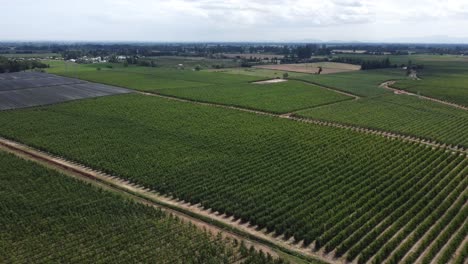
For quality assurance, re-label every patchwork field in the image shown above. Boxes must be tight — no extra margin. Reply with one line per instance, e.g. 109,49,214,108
0,93,466,264
254,62,361,75
0,151,283,264
45,62,353,113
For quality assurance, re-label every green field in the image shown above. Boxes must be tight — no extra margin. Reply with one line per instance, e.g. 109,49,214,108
394,58,468,106
206,67,405,98
46,61,352,113
156,80,352,113
149,56,241,69
0,94,466,264
333,54,468,105
0,151,284,264
297,94,468,147
293,69,405,97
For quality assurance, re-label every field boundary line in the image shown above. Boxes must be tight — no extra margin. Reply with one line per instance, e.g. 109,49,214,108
380,81,468,111
0,136,329,264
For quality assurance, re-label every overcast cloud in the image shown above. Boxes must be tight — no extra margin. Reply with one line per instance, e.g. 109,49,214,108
1,0,468,42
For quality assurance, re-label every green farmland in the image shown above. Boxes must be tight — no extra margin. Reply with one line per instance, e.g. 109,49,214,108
332,54,468,105
297,94,468,147
46,62,353,113
394,57,468,106
0,151,283,264
2,53,467,264
0,93,466,264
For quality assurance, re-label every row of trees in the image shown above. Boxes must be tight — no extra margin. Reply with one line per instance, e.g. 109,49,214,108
0,56,49,73
331,56,396,70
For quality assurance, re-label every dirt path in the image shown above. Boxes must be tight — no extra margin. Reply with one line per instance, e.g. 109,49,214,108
0,137,328,264
379,81,468,111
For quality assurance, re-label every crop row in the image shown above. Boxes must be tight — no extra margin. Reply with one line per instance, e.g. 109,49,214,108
0,151,284,264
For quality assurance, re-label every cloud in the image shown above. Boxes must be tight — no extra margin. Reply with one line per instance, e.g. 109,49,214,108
0,0,468,42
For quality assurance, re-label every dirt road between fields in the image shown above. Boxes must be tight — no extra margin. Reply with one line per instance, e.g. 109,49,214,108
0,137,329,264
379,81,468,111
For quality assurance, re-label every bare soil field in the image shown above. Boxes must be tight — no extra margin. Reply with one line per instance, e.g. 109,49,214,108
254,62,361,74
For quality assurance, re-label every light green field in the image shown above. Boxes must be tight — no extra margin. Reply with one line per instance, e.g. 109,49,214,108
157,80,353,113
293,69,406,97
149,56,240,69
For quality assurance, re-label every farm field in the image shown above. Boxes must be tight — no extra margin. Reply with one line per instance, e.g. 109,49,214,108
45,62,352,113
293,68,405,97
333,54,468,105
156,80,352,113
296,94,468,147
254,62,361,74
0,93,466,264
206,67,309,78
393,59,468,106
0,151,284,264
149,56,241,69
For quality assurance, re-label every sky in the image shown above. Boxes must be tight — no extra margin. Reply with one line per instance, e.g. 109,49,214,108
2,0,468,43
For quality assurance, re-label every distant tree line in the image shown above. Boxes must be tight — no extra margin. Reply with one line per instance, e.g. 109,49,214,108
0,56,49,73
360,58,393,70
2,42,468,59
294,44,331,59
122,56,157,67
